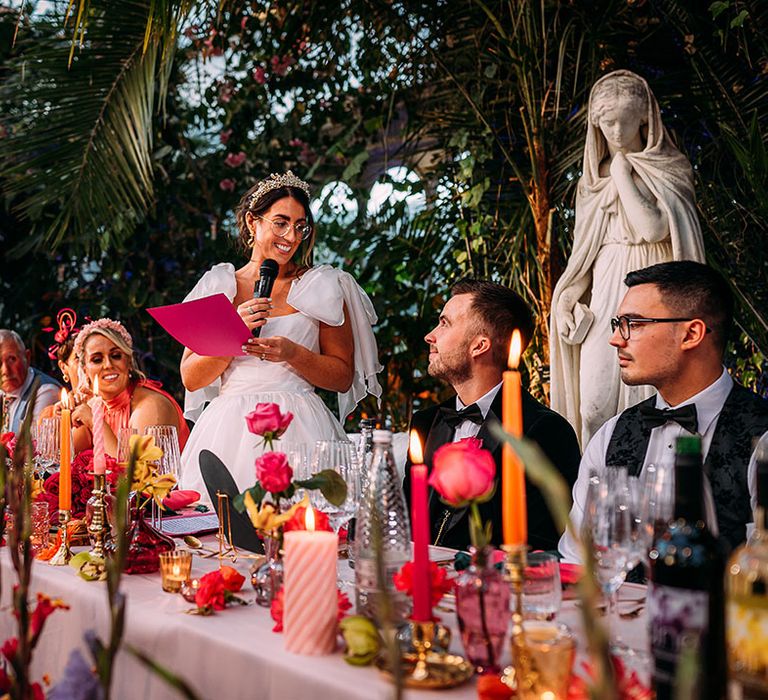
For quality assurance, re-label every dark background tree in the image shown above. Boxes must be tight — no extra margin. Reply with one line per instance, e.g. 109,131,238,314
1,0,766,430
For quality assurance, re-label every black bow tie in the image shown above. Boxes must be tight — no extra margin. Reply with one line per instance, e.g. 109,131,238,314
639,403,699,434
438,403,485,429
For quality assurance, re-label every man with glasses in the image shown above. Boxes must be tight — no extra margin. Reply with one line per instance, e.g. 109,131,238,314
559,261,768,561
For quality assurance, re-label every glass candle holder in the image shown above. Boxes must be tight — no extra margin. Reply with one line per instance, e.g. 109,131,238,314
159,551,192,593
512,621,575,700
180,577,201,603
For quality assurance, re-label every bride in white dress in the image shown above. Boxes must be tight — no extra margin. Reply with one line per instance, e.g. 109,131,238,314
178,172,382,498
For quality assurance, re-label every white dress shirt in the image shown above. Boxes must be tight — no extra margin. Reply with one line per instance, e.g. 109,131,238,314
559,367,733,563
453,382,502,443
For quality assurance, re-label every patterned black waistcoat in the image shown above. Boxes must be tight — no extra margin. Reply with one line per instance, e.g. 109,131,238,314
605,383,768,551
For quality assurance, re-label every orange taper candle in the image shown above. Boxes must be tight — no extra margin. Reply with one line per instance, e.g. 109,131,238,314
59,389,72,510
502,330,527,545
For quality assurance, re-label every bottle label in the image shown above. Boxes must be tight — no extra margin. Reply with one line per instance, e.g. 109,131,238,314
727,594,768,678
648,583,709,689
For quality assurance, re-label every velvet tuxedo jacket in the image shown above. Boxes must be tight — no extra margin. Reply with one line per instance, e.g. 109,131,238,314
403,390,581,551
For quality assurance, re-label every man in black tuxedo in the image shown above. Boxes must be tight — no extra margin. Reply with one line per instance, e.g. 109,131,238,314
404,279,581,551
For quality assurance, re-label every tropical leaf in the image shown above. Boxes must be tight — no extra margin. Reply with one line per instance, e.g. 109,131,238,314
0,1,187,254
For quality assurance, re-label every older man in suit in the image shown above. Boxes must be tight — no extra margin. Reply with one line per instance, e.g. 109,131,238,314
404,280,581,551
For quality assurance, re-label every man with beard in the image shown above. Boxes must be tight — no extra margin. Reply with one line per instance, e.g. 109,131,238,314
403,280,581,551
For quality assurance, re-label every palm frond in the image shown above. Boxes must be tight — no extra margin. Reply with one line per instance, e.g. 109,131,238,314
0,2,187,253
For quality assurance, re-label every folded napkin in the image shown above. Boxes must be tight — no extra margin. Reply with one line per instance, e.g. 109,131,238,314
162,490,200,511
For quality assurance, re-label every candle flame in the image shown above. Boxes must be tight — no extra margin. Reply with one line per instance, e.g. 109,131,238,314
60,388,69,408
409,430,424,464
93,376,99,394
305,505,316,531
508,330,522,370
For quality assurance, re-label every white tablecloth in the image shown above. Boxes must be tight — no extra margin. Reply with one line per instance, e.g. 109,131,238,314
0,546,649,699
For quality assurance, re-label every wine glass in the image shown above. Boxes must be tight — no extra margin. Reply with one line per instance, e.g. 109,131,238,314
586,467,633,652
277,441,312,505
309,440,360,533
36,417,60,472
143,425,181,526
143,425,181,480
117,427,139,465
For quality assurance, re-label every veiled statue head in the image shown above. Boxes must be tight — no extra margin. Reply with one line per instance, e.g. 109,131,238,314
589,71,650,153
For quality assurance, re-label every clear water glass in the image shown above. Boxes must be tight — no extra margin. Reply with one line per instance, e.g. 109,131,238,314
117,427,139,465
277,441,312,504
522,551,562,621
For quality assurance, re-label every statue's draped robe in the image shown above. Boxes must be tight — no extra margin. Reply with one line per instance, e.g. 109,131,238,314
550,70,705,447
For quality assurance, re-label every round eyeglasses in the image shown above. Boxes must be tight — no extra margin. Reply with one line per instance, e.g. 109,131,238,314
257,215,312,241
610,315,710,341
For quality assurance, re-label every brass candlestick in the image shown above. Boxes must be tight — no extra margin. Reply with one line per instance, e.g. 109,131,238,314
376,619,473,689
49,509,72,566
87,473,110,558
501,543,528,690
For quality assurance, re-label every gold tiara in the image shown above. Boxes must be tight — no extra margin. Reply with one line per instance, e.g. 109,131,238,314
248,170,311,207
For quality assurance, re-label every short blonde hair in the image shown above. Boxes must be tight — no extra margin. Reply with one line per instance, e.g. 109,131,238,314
76,320,145,382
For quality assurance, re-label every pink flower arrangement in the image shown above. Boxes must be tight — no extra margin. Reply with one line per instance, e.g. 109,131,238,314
219,178,236,192
224,151,247,168
246,402,293,446
429,437,496,507
255,451,293,494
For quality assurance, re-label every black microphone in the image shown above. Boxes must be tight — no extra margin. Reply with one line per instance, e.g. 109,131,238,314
252,258,279,338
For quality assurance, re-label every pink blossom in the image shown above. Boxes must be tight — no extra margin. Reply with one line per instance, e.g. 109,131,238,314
252,67,267,85
224,151,247,168
219,128,233,145
219,178,236,192
288,138,305,148
218,81,234,104
240,16,249,30
429,437,496,507
255,451,293,494
245,402,293,438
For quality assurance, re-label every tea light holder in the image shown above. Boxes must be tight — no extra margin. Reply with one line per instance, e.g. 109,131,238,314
159,551,192,593
180,577,201,603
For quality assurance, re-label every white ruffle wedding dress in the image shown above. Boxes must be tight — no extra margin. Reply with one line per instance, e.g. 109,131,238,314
178,263,382,499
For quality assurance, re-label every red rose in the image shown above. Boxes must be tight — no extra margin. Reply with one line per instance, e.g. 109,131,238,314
429,437,496,507
0,432,15,457
283,506,332,533
219,565,245,592
1,637,17,663
393,561,454,608
245,403,293,439
255,451,293,494
270,586,350,634
195,571,227,612
224,151,247,168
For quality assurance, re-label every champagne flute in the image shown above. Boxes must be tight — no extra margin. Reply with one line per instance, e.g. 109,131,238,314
143,425,181,526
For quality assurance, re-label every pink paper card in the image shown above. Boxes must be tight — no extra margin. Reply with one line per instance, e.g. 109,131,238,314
147,294,250,357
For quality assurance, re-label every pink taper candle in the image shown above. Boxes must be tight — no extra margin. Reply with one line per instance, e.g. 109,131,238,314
409,431,432,622
283,507,338,655
90,377,106,475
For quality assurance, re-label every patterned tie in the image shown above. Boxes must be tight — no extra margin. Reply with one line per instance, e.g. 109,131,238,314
638,403,698,434
437,403,484,429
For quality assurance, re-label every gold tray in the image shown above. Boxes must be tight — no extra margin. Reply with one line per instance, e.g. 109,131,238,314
375,651,474,689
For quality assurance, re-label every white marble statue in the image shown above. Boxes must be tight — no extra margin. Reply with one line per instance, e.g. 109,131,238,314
550,70,705,447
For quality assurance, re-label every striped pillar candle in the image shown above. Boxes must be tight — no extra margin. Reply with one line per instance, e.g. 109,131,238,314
283,510,338,655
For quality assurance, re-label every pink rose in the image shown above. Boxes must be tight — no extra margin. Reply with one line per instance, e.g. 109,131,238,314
224,151,246,168
245,402,293,438
219,178,236,192
255,451,293,494
429,437,496,507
